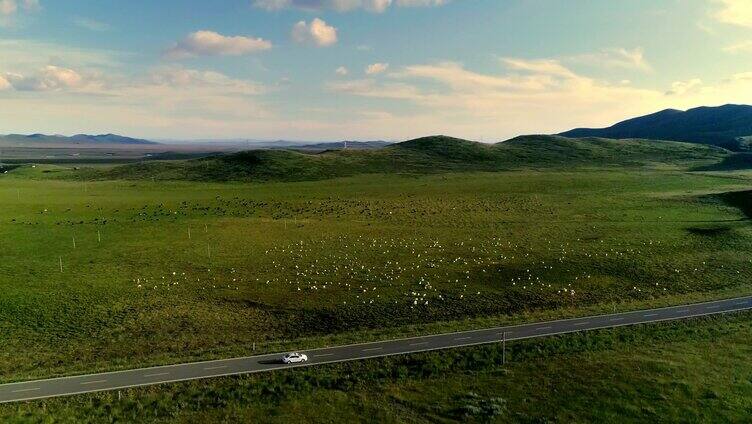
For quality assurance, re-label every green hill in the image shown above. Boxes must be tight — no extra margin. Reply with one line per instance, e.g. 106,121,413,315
69,135,730,182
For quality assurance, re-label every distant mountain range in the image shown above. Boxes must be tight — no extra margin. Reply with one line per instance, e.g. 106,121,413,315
559,104,752,151
292,141,392,151
157,139,393,150
0,133,157,146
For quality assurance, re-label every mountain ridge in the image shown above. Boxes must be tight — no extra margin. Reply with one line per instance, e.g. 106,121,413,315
0,133,158,145
559,104,752,151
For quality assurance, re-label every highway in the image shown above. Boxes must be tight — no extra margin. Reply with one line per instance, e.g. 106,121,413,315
1,295,751,403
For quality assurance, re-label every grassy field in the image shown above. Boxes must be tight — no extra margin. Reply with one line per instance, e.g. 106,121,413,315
2,160,752,381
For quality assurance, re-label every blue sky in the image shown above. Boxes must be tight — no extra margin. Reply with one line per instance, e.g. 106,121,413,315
2,0,752,141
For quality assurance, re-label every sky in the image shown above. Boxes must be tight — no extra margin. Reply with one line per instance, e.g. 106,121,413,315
2,0,752,141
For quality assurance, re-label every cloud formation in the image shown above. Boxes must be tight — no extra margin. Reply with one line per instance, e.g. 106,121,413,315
723,40,752,54
254,0,446,13
0,0,38,16
73,17,110,32
330,59,668,137
4,65,85,91
291,18,337,47
712,0,752,27
365,62,389,74
165,30,272,59
568,48,652,72
148,67,265,96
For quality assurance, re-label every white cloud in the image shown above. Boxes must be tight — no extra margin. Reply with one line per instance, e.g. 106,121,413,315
395,0,447,6
0,0,17,15
73,17,110,31
291,18,338,47
148,67,265,96
712,0,752,27
253,0,446,13
665,78,703,96
5,65,85,91
365,62,389,74
165,30,272,59
0,39,122,72
568,48,652,72
0,0,38,15
336,66,349,75
330,59,669,137
723,40,752,53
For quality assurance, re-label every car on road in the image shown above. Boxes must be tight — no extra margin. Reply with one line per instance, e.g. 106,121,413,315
282,352,308,364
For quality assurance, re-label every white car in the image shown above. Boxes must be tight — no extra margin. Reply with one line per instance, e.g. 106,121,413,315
282,352,308,364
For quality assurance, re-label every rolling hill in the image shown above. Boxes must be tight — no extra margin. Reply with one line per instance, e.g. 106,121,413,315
559,104,752,151
69,135,730,182
0,133,158,146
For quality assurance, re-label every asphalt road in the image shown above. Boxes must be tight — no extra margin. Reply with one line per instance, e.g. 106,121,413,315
2,295,751,403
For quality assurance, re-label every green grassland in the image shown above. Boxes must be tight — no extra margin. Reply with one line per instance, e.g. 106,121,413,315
1,135,752,420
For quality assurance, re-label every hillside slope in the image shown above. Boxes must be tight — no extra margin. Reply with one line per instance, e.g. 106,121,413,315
560,104,752,151
69,135,730,182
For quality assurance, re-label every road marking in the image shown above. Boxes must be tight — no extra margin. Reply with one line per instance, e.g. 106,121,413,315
143,372,169,378
610,317,624,321
409,342,429,347
736,301,748,305
676,309,690,313
536,326,552,331
80,380,107,386
11,388,39,393
362,347,383,352
204,365,228,371
315,353,335,358
706,305,720,310
573,321,589,326
644,313,659,318
454,337,472,341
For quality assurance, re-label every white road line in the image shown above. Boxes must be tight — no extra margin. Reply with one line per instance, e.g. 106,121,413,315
80,380,107,386
454,337,472,341
610,317,624,321
706,305,720,309
11,388,39,393
315,353,335,357
204,365,228,371
644,313,659,317
362,347,383,352
536,326,552,331
573,321,589,326
409,342,429,347
143,372,169,378
676,309,690,313
736,301,748,305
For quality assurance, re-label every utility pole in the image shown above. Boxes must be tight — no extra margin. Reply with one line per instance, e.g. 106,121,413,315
502,331,507,365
